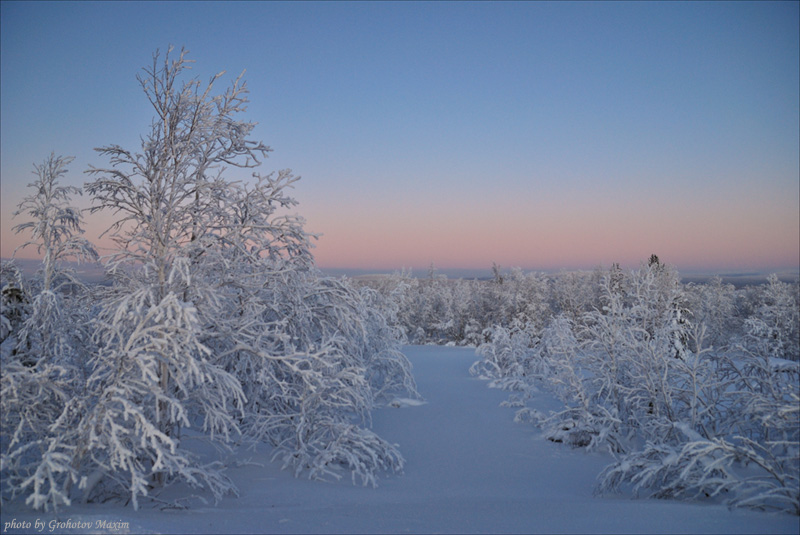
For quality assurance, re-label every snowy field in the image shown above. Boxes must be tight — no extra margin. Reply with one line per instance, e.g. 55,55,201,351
1,345,796,534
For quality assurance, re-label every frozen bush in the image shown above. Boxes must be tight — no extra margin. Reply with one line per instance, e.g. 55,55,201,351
474,260,799,514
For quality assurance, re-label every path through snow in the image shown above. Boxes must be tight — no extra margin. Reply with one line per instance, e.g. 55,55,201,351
2,346,796,534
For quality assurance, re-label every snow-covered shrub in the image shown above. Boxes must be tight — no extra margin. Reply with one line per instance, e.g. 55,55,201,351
355,284,418,402
590,270,799,514
365,265,552,347
1,356,82,512
471,261,685,451
474,260,799,513
510,262,691,454
183,174,419,487
519,314,625,452
212,264,417,487
470,317,540,386
502,267,552,331
0,262,28,344
597,333,799,514
744,275,800,362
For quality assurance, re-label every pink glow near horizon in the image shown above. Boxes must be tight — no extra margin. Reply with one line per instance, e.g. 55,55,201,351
300,191,800,272
2,184,798,274
1,3,798,276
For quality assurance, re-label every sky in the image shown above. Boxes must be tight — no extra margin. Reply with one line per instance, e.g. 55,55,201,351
1,1,798,275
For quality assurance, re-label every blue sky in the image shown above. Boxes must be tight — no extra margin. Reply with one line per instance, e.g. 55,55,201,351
1,1,798,274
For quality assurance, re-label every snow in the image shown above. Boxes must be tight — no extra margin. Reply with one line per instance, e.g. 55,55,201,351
1,345,796,534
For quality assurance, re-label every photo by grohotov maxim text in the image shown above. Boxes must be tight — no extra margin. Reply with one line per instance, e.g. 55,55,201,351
3,518,131,533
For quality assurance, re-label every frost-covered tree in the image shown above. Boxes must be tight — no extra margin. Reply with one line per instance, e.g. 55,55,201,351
551,268,603,328
4,48,416,513
78,47,263,505
10,154,98,366
12,154,98,294
684,276,738,349
73,46,417,507
1,154,97,512
511,262,692,453
503,268,552,331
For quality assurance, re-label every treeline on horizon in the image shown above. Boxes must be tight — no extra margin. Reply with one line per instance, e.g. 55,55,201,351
3,256,798,291
356,257,799,351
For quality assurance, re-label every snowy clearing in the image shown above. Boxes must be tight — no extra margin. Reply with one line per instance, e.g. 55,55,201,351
1,345,796,534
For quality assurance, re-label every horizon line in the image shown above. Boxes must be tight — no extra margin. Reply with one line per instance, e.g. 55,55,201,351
5,257,797,282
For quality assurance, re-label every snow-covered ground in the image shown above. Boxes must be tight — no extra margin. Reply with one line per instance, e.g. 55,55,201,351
2,345,796,534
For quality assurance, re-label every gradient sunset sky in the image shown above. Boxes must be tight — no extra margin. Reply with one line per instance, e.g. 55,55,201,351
1,1,798,274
